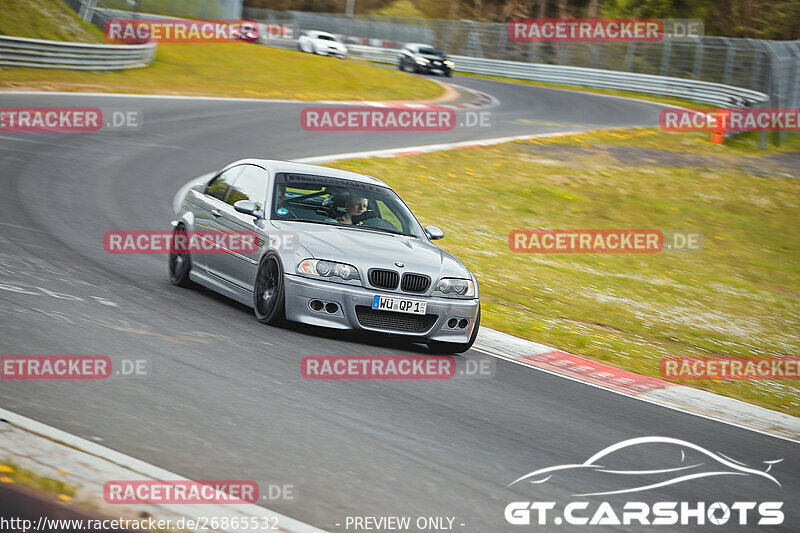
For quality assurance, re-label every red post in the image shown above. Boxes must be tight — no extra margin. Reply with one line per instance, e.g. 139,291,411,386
711,109,730,144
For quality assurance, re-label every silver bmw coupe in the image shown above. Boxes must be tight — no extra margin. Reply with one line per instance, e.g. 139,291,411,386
170,159,480,353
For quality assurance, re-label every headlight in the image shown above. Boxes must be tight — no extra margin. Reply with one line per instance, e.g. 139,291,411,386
415,56,430,64
443,59,454,67
297,259,360,282
435,278,475,298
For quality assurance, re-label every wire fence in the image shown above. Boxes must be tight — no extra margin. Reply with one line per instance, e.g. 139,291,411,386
62,1,800,145
247,9,799,145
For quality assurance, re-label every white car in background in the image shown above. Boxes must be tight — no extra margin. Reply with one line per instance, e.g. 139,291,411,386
298,31,348,58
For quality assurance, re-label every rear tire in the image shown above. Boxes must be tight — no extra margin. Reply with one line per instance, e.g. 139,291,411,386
253,254,286,325
427,306,480,354
168,225,194,288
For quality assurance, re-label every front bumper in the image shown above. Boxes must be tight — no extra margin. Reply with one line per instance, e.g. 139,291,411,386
322,47,346,57
419,63,452,75
284,274,479,343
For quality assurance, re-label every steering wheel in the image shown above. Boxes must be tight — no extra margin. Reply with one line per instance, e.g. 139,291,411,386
352,210,378,224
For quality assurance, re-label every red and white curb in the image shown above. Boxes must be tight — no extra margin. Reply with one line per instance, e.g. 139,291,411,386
318,84,498,110
473,330,800,443
293,133,800,443
475,328,666,394
0,84,496,110
293,130,585,164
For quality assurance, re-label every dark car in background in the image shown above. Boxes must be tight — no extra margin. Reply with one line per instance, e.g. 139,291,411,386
398,43,454,77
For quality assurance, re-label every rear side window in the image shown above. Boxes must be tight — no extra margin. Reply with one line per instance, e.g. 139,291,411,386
206,166,242,201
226,165,269,211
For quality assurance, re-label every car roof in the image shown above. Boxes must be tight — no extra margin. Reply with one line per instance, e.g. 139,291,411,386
405,43,435,50
232,159,390,188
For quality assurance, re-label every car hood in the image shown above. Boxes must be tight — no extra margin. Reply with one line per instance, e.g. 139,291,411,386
418,53,447,61
320,41,346,49
273,221,471,281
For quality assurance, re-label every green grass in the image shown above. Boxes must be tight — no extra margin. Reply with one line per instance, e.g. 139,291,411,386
99,0,226,19
0,460,77,502
0,0,443,101
0,0,105,43
0,43,445,101
330,128,800,416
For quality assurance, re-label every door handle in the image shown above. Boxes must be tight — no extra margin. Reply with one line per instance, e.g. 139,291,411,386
211,209,222,218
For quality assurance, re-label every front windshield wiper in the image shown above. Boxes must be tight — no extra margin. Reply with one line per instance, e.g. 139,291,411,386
283,219,338,227
285,218,417,238
341,224,416,238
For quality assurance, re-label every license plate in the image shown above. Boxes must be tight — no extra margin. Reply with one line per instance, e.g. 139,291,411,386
372,295,427,315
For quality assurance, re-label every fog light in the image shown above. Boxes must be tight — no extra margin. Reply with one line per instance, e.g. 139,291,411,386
325,302,339,314
447,318,458,328
310,300,323,311
458,319,468,329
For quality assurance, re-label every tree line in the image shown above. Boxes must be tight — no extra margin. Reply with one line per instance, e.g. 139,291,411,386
245,0,799,40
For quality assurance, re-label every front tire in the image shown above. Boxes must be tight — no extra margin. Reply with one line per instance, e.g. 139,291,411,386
168,225,194,288
427,306,480,354
253,254,286,325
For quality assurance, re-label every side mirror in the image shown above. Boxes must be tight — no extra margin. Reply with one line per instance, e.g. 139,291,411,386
234,200,260,218
424,225,444,240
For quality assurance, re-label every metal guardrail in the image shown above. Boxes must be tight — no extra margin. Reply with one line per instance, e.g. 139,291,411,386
255,10,799,140
0,35,156,70
272,39,768,107
449,56,768,107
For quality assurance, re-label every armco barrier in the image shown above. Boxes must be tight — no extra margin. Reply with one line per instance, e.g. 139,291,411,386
273,39,768,107
0,35,156,70
449,55,768,107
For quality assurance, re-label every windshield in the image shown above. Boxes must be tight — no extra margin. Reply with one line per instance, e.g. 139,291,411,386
417,47,443,56
271,173,423,238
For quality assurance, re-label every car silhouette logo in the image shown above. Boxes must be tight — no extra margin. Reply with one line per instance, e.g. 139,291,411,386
509,436,782,497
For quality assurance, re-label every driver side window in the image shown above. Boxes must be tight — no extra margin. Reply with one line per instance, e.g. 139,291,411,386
226,165,269,211
206,166,243,201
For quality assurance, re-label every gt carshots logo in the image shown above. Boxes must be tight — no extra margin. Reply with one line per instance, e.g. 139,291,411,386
504,437,784,526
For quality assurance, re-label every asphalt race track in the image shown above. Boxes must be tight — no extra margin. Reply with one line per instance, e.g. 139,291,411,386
1,75,798,532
